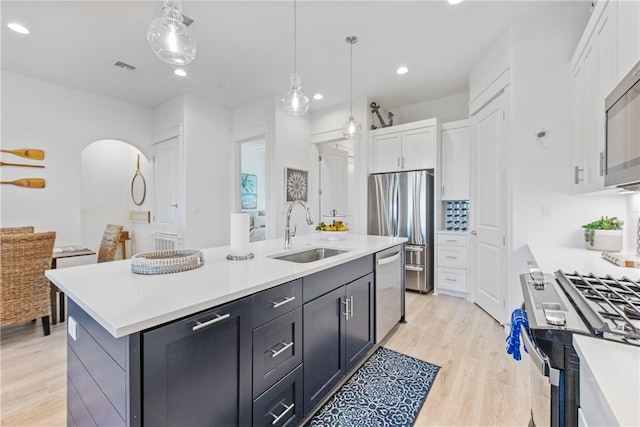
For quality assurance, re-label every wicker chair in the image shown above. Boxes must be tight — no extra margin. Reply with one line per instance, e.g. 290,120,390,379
1,231,56,335
97,224,124,263
0,226,35,234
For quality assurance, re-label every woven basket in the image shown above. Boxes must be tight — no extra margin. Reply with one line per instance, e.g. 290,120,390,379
131,249,204,275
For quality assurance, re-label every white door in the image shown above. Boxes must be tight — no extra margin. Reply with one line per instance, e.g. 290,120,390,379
153,136,183,237
470,90,509,324
319,145,349,217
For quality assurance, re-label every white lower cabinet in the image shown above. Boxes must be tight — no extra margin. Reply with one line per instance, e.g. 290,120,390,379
436,232,468,296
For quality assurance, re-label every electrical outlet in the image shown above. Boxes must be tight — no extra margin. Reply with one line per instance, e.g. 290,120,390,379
67,316,78,341
542,205,554,218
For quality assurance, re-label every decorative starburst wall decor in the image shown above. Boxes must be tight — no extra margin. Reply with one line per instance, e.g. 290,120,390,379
285,167,308,202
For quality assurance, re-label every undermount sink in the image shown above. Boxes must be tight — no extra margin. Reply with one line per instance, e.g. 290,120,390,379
269,247,349,263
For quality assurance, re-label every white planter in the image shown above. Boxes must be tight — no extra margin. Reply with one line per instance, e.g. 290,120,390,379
584,229,623,252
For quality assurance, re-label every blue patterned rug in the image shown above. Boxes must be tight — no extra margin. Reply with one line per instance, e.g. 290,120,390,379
307,346,440,427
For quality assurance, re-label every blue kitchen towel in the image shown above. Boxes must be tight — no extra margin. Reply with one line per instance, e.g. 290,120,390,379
506,308,529,361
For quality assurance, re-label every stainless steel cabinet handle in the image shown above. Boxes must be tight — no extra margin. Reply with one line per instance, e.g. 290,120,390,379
377,252,400,265
342,299,349,319
270,402,295,425
397,157,401,167
445,278,457,282
269,341,294,358
350,296,354,319
170,203,178,208
445,239,457,243
192,313,230,331
469,230,477,235
272,296,296,309
599,151,605,177
405,265,424,272
446,256,458,259
406,245,424,252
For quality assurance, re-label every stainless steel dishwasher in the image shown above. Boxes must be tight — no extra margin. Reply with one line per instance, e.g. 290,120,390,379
375,245,405,343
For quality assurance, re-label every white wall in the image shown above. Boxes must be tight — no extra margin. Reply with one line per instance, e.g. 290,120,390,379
81,140,154,259
507,5,627,311
0,71,153,247
183,95,232,249
392,92,469,124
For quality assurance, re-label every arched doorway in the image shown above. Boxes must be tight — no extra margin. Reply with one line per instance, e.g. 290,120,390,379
80,139,153,258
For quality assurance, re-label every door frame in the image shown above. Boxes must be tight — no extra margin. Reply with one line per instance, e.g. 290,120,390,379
232,125,272,239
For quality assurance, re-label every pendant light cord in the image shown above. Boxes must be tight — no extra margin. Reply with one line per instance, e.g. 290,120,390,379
293,0,297,74
349,38,353,111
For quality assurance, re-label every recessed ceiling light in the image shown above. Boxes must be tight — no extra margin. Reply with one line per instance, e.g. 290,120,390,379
8,23,29,35
448,0,464,4
313,93,324,100
220,83,233,90
174,69,187,77
396,66,409,75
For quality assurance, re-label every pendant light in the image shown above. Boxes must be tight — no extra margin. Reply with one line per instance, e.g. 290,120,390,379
281,0,309,116
341,36,361,139
147,0,197,66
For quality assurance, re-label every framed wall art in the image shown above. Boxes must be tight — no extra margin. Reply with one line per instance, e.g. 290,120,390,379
285,167,308,202
240,173,258,209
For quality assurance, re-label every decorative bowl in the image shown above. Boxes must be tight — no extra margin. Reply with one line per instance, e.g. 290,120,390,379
320,230,349,241
131,249,204,275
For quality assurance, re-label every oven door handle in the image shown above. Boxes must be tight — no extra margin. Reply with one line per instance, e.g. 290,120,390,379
520,324,560,387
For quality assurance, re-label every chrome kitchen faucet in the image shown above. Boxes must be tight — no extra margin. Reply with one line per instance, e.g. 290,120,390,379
284,201,313,249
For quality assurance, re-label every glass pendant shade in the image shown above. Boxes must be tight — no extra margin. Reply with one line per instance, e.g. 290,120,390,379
282,73,310,116
341,109,362,139
147,1,196,66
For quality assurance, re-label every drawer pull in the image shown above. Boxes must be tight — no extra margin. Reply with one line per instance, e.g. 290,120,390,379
192,313,230,331
445,239,457,243
406,265,424,272
445,256,458,259
270,402,295,425
445,278,457,282
272,296,296,309
269,341,294,358
406,245,424,252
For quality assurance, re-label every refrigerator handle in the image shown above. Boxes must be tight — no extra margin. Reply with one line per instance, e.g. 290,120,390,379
392,174,399,237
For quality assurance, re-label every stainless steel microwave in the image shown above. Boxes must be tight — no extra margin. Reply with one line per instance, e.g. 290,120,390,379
605,60,640,190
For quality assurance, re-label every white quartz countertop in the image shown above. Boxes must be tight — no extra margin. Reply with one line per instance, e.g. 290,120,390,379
528,244,639,280
573,335,640,426
46,233,406,338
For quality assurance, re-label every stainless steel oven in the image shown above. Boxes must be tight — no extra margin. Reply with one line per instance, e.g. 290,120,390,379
520,268,640,427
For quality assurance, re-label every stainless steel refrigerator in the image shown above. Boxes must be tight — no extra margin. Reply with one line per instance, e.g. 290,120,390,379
367,170,434,293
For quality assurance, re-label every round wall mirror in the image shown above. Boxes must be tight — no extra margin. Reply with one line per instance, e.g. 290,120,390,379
131,154,147,206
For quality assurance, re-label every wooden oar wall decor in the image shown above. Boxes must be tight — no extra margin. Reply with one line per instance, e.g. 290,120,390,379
1,148,46,188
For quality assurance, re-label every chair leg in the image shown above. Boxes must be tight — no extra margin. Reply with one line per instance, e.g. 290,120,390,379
42,316,51,336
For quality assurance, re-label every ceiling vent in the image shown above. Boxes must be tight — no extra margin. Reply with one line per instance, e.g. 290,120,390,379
113,61,137,72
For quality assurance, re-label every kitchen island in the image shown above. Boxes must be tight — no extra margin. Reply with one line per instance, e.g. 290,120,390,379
47,233,407,427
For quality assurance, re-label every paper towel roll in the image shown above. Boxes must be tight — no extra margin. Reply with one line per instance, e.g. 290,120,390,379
229,213,250,256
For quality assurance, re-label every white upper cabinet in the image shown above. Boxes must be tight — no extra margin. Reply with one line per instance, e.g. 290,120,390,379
570,0,624,193
370,118,437,173
440,120,470,201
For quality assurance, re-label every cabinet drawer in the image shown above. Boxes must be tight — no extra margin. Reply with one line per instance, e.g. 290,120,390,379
253,307,303,397
437,267,468,293
436,233,467,247
437,245,467,268
303,255,373,303
253,364,304,427
253,278,302,327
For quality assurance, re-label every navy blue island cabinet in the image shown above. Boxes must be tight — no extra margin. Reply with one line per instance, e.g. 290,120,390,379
65,251,397,427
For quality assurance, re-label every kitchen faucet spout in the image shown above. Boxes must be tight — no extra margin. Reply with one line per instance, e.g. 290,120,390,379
284,201,313,249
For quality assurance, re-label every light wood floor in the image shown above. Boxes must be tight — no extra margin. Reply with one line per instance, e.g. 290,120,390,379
0,292,530,426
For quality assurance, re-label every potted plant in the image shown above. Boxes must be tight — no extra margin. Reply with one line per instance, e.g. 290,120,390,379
582,216,624,252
